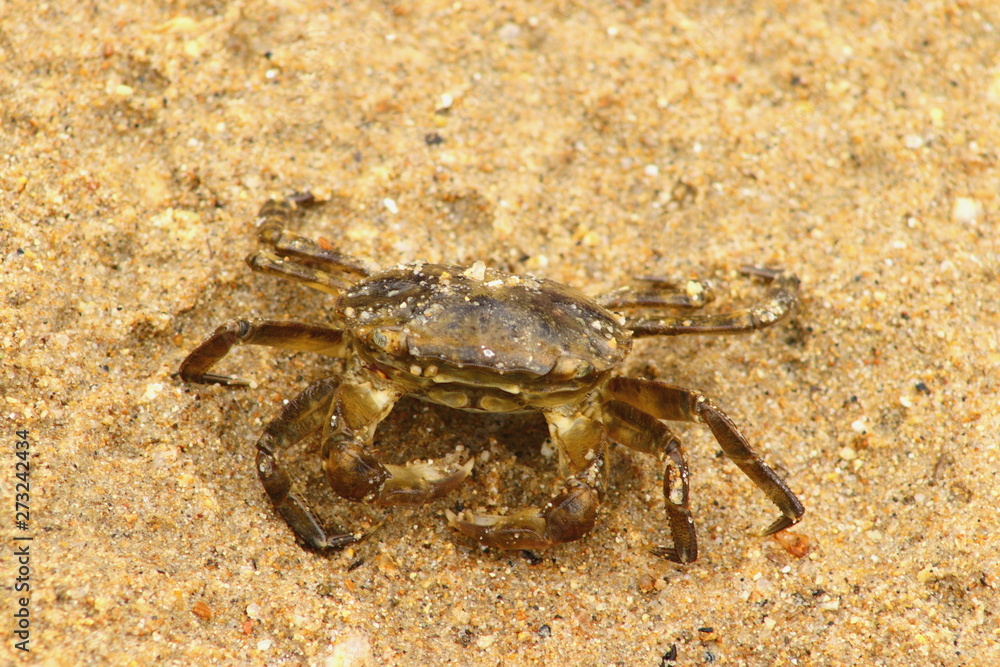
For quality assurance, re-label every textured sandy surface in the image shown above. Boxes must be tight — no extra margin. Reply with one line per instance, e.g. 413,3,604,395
2,2,999,665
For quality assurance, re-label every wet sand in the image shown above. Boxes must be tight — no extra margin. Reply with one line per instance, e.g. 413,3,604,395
2,2,998,665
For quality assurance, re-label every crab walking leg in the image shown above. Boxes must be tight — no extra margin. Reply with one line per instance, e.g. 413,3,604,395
628,267,799,337
598,278,715,310
447,410,606,550
254,378,361,549
247,249,358,296
321,381,474,507
179,318,347,385
255,196,370,277
602,400,698,563
607,377,804,536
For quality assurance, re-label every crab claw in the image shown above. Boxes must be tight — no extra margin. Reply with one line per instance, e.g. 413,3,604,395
446,509,554,550
446,478,600,551
375,459,474,507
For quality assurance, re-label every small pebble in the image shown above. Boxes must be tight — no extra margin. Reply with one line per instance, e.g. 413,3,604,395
819,597,841,611
988,66,1000,104
498,23,521,42
323,633,373,667
952,197,983,224
191,601,212,621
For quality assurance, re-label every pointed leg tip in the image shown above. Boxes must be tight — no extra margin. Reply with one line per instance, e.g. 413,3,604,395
288,191,317,206
320,523,384,550
196,372,252,387
649,545,678,562
739,264,779,279
301,531,360,551
759,514,800,537
319,535,360,550
649,545,697,564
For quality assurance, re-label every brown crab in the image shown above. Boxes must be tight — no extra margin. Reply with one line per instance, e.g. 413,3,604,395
179,195,804,563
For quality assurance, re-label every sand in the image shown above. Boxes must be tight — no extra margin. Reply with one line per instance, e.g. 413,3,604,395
2,1,998,665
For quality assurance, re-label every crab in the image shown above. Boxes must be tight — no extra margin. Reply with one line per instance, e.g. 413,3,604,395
179,195,804,563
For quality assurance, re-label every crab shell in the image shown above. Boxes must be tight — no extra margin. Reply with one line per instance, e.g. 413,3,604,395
338,262,632,413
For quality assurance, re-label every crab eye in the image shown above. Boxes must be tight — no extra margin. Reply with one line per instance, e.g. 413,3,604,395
551,355,594,380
